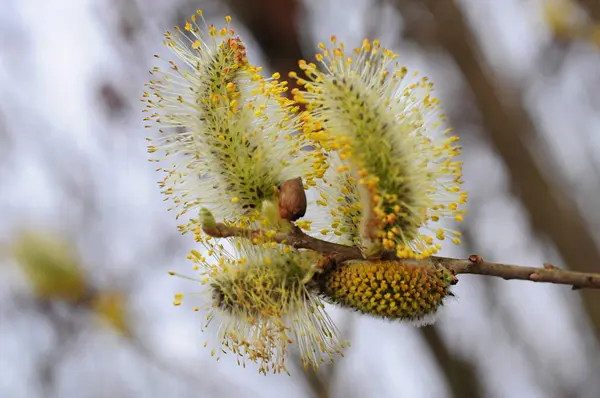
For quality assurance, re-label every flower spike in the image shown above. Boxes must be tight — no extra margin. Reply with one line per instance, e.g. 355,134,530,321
174,240,347,374
292,38,468,259
142,13,307,233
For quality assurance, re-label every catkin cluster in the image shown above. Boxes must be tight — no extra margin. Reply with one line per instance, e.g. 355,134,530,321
143,10,466,375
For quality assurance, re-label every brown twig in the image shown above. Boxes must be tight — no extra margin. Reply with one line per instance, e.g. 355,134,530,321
202,222,600,290
202,223,362,263
428,255,600,290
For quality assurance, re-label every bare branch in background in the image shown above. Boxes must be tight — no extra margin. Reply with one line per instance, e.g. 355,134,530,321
393,0,439,49
36,304,82,398
420,326,483,398
225,0,305,93
293,316,354,398
575,0,600,22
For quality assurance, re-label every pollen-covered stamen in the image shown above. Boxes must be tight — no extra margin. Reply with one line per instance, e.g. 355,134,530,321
303,152,363,246
333,176,363,245
290,38,467,259
314,260,455,324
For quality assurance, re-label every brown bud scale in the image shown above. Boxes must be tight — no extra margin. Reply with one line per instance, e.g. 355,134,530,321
278,177,307,222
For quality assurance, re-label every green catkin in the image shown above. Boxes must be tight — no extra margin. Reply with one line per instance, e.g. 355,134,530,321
143,14,308,232
195,241,346,375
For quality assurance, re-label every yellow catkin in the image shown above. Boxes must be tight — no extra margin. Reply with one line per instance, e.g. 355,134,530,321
315,261,454,322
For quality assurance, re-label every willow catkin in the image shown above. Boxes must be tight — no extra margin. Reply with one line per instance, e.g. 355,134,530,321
142,12,309,232
291,37,467,259
314,260,454,323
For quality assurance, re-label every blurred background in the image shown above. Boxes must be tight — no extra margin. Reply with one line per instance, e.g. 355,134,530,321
1,0,600,397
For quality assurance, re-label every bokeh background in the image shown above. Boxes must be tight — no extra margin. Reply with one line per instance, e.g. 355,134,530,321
2,0,600,397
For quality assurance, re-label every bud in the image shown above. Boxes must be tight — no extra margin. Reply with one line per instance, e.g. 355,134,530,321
278,177,307,222
314,260,454,324
199,207,217,229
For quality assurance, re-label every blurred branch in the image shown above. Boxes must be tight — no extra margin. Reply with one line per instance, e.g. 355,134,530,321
575,0,600,22
202,222,600,289
293,316,354,398
394,0,439,48
420,326,483,398
300,368,331,398
225,0,305,91
365,0,388,40
37,303,82,398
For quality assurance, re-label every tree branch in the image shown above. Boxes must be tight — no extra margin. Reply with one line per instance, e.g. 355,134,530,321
420,325,484,398
429,255,600,290
575,0,600,22
202,223,362,263
202,223,600,290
